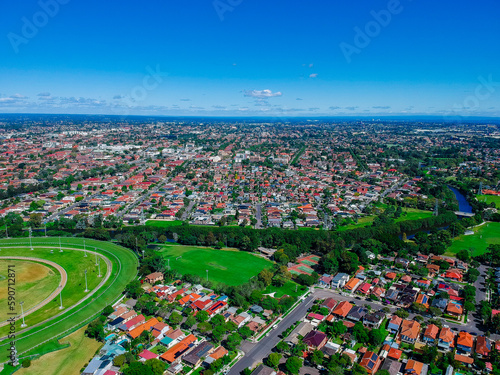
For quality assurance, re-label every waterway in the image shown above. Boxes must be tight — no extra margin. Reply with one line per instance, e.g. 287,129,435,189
447,185,473,213
402,186,472,240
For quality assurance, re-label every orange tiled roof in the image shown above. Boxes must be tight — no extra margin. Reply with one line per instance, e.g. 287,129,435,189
400,320,421,339
457,331,473,347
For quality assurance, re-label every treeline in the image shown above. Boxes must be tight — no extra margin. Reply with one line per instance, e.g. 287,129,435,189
117,211,457,255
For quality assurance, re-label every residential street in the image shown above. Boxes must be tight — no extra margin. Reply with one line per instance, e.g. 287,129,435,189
255,203,263,229
229,276,498,375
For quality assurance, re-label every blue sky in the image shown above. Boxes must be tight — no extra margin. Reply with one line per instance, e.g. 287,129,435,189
1,0,499,117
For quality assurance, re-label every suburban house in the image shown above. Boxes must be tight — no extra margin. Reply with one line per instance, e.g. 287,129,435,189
359,351,381,375
400,320,421,344
321,298,338,312
331,273,350,289
144,272,164,284
446,301,463,318
405,359,426,375
346,306,368,322
302,330,328,350
387,315,402,334
475,336,491,358
456,331,474,354
332,301,353,318
160,334,197,363
422,324,439,344
286,321,314,346
250,365,277,375
344,277,361,293
182,341,214,367
363,311,385,329
437,327,455,351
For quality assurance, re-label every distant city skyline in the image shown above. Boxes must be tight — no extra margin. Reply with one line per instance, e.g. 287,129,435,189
1,0,499,117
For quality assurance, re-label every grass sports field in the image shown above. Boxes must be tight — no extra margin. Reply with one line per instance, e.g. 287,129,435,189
337,208,433,231
477,194,500,208
446,222,500,256
264,280,307,298
0,237,137,363
16,326,102,375
145,220,183,228
0,260,60,320
157,244,272,285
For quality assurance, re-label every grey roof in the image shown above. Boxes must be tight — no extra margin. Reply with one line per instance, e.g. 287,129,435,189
380,358,403,375
250,305,264,313
83,358,102,374
287,321,313,345
183,341,214,365
251,364,277,375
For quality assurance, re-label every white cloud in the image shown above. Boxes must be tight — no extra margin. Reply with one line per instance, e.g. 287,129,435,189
10,93,28,99
243,89,282,99
309,73,318,78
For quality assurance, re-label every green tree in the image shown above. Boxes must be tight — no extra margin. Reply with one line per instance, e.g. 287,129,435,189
310,350,324,366
183,314,196,329
225,332,242,351
29,213,43,228
123,362,154,375
169,311,183,326
266,353,282,369
369,328,386,346
196,310,209,322
198,322,213,334
125,280,144,299
285,356,303,375
238,326,253,339
276,340,290,353
352,322,369,344
212,325,226,342
145,358,166,375
420,345,438,363
113,354,126,367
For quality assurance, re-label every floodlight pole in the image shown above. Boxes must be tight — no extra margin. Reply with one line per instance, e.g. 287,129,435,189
84,239,87,257
98,257,102,278
59,236,62,252
168,258,170,270
44,224,47,237
29,228,33,250
84,269,89,292
59,287,64,309
206,269,208,282
95,250,98,266
20,301,27,328
5,225,8,239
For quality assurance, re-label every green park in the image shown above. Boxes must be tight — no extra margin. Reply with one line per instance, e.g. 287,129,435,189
446,221,500,256
156,243,273,285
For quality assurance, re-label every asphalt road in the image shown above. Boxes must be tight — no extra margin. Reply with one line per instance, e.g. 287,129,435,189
255,203,263,229
181,200,196,221
229,294,316,375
